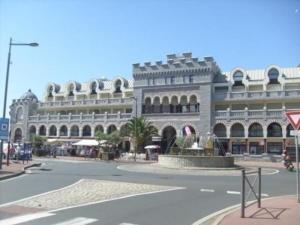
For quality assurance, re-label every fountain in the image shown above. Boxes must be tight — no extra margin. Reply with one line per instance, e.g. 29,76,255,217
158,132,234,168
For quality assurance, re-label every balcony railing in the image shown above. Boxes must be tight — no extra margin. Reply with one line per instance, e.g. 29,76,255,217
215,108,288,121
142,104,200,114
39,97,134,108
28,112,133,123
214,90,300,101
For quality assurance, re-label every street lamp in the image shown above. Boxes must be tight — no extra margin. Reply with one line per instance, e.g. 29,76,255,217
130,96,138,161
0,38,39,169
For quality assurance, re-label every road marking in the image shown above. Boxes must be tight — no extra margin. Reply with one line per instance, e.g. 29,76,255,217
0,212,55,225
119,223,139,225
261,193,269,197
226,191,241,195
49,186,186,213
53,217,98,225
200,188,215,192
0,179,84,208
226,190,269,197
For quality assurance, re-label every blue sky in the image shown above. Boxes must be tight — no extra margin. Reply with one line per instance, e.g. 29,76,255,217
0,0,299,116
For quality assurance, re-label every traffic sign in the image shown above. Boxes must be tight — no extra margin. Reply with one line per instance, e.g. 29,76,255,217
286,111,300,130
0,118,9,140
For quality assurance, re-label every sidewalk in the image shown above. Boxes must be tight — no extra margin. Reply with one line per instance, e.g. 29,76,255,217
198,196,300,225
0,160,41,180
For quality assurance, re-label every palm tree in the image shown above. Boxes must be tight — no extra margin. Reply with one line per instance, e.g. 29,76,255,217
127,116,158,160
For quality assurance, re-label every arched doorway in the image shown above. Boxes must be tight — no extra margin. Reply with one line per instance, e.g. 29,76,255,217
213,123,228,154
95,125,104,135
14,128,22,142
161,126,176,154
230,123,246,154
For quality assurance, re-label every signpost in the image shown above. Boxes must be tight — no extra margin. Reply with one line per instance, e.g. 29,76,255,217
286,111,300,203
0,118,9,169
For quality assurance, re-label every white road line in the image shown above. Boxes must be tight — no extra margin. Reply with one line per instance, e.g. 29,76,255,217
0,179,84,208
226,190,269,197
200,188,215,192
53,217,98,225
0,212,55,225
49,186,186,213
226,191,241,195
261,193,269,197
119,223,139,225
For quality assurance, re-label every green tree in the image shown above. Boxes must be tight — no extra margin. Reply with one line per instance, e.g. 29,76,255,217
31,135,46,149
95,130,122,153
127,116,158,160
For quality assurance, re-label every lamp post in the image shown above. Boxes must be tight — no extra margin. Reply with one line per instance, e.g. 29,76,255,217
130,96,138,161
0,38,39,169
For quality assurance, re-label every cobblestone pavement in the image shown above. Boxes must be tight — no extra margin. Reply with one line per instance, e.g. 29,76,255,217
1,179,183,212
117,163,279,176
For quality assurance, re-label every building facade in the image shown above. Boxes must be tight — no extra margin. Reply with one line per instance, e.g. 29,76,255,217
9,53,300,155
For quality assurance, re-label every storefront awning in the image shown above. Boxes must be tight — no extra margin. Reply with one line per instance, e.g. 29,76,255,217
72,139,106,146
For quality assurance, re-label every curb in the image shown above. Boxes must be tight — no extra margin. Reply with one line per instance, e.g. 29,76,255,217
192,195,295,225
0,162,42,181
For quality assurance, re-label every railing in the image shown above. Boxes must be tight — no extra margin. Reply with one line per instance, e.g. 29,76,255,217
241,168,262,218
28,113,133,123
142,104,200,114
215,109,286,121
39,97,134,108
214,89,300,101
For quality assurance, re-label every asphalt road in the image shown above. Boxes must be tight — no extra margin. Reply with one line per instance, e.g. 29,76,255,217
0,159,296,225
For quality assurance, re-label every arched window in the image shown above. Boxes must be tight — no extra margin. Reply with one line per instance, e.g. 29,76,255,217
14,128,22,142
120,124,130,137
48,86,53,98
107,124,117,134
153,97,160,113
180,96,188,113
16,107,24,121
144,97,152,113
267,123,282,137
190,95,199,112
95,125,104,135
91,81,97,95
162,96,170,113
286,124,294,137
233,71,244,86
115,80,122,93
231,123,245,137
214,124,227,137
49,125,57,136
70,125,79,136
29,126,36,136
171,96,179,113
82,125,91,136
68,83,74,96
39,125,46,136
268,68,279,84
60,125,68,136
248,123,263,137
182,125,196,136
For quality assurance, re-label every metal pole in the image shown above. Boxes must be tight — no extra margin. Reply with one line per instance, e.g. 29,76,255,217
296,134,299,203
258,167,261,208
134,97,137,162
0,38,12,170
241,169,245,218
